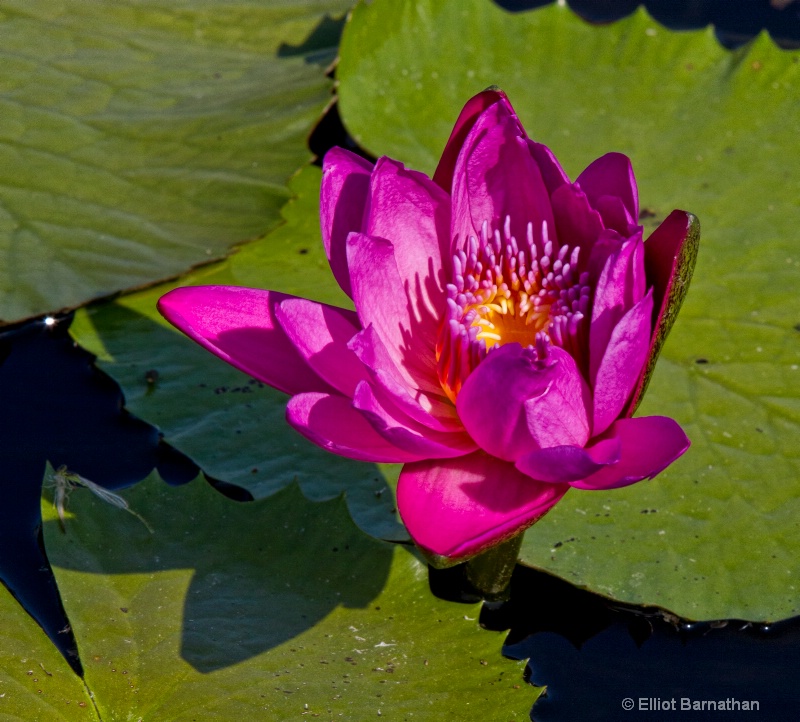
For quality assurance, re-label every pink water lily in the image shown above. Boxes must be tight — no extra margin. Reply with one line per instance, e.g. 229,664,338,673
158,89,697,562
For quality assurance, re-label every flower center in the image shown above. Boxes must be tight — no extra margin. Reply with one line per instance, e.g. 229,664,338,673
436,216,590,402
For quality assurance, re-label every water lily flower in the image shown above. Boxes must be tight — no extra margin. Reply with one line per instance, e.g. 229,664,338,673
158,89,697,563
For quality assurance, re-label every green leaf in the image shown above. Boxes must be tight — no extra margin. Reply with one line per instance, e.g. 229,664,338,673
0,0,351,324
69,166,407,542
43,473,535,719
0,583,96,719
337,0,800,620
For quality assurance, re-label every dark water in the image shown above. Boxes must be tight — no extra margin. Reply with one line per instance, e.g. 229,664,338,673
431,562,800,719
0,315,198,673
493,0,800,49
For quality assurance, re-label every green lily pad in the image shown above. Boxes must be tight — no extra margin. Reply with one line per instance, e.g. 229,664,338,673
0,0,351,324
0,582,96,718
70,166,407,542
336,0,800,620
42,472,533,719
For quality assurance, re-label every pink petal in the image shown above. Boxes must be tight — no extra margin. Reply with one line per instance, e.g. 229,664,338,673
346,233,441,394
576,152,639,223
348,325,462,432
585,228,623,287
515,437,621,483
397,451,569,560
593,194,638,236
286,392,420,464
592,290,654,436
589,233,646,385
452,102,555,252
624,210,700,416
549,183,605,261
527,140,570,196
522,352,593,449
353,382,477,458
157,286,331,396
432,88,511,193
570,416,690,490
457,344,592,462
644,210,697,330
275,298,366,397
364,157,450,321
320,147,374,298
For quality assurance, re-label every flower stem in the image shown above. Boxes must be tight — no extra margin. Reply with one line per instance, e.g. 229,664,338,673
463,533,523,601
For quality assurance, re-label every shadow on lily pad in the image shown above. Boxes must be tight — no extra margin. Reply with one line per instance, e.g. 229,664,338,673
9,304,396,675
0,314,198,674
277,13,346,64
77,301,408,544
44,477,394,674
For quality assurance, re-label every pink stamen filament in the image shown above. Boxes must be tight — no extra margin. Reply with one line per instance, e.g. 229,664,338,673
436,216,590,402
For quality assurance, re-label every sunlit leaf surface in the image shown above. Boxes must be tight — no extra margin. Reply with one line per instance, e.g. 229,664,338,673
0,582,95,719
42,474,533,720
337,0,800,619
0,0,350,323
